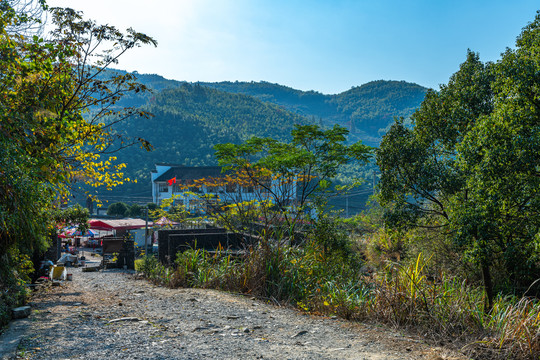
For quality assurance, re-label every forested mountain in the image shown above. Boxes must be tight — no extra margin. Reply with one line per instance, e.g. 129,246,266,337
200,80,428,143
88,72,428,205
118,72,428,145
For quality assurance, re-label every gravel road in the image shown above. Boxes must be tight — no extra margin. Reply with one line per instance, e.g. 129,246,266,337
3,258,466,360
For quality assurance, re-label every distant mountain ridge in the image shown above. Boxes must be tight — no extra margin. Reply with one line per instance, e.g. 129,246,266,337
123,72,428,145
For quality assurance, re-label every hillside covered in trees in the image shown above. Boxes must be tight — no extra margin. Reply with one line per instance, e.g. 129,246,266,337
201,79,427,142
90,76,427,202
118,72,428,145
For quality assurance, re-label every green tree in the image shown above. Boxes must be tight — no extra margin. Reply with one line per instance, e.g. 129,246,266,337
377,12,540,310
214,124,372,237
455,13,540,298
107,202,128,217
146,203,158,212
51,205,90,233
127,203,143,218
0,1,156,325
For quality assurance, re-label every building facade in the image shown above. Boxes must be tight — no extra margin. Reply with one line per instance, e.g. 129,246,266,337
151,164,297,214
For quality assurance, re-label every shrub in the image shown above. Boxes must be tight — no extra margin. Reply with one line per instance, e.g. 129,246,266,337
0,249,33,328
134,258,145,272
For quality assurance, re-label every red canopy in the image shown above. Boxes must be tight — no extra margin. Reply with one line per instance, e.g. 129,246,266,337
88,218,151,230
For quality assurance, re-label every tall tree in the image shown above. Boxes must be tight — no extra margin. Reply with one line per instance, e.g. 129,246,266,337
377,12,540,310
0,3,156,257
214,124,372,237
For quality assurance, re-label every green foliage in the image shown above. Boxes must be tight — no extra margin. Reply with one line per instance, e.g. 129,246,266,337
309,212,355,259
50,205,89,234
134,258,145,272
0,3,155,254
105,202,145,219
126,203,143,218
114,76,427,143
213,124,372,235
148,195,188,225
377,12,540,308
199,80,427,143
95,77,425,202
0,248,33,328
136,255,171,284
106,202,128,217
0,1,155,325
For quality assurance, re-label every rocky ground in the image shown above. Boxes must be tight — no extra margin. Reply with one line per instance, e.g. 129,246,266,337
1,257,467,360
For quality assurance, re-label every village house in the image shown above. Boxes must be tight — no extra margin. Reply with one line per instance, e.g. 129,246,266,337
150,164,297,214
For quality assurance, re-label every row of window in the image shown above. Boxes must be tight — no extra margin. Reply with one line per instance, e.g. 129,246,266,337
158,183,262,194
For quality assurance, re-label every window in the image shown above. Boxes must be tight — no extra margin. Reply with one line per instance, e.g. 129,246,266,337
173,183,182,193
226,183,237,193
259,178,271,194
159,183,168,192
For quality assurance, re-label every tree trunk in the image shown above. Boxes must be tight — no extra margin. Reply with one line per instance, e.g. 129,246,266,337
482,263,494,313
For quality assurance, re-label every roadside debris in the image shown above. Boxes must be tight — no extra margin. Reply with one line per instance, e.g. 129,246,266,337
107,317,141,324
11,306,31,319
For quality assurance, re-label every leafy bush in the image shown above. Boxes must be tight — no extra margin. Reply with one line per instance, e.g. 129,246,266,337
134,258,145,272
0,249,33,328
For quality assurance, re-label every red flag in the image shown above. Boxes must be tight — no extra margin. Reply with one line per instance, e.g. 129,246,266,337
168,177,177,186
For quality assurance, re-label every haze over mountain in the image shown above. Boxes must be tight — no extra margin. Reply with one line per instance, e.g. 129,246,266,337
91,71,428,206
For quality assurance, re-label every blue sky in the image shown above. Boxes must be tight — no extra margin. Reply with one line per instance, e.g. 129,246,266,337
47,0,539,94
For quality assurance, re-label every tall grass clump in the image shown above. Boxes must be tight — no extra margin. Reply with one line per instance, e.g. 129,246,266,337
135,255,174,285
481,296,540,358
363,253,540,359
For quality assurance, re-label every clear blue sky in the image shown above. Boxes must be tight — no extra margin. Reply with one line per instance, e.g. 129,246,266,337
47,0,539,94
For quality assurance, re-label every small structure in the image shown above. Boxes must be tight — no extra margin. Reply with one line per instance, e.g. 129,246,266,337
89,218,150,237
89,218,152,250
151,164,223,208
157,227,256,264
101,237,135,270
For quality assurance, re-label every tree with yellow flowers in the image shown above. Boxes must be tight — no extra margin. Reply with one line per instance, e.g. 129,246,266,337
0,1,156,310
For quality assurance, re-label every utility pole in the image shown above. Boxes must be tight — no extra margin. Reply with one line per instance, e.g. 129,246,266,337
144,207,149,256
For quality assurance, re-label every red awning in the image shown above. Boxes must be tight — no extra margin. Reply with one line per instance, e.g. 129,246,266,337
88,219,114,230
88,218,151,230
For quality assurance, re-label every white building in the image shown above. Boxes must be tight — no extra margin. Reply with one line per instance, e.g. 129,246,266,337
150,164,297,214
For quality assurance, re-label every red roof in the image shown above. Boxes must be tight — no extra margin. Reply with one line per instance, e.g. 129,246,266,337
88,218,152,230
